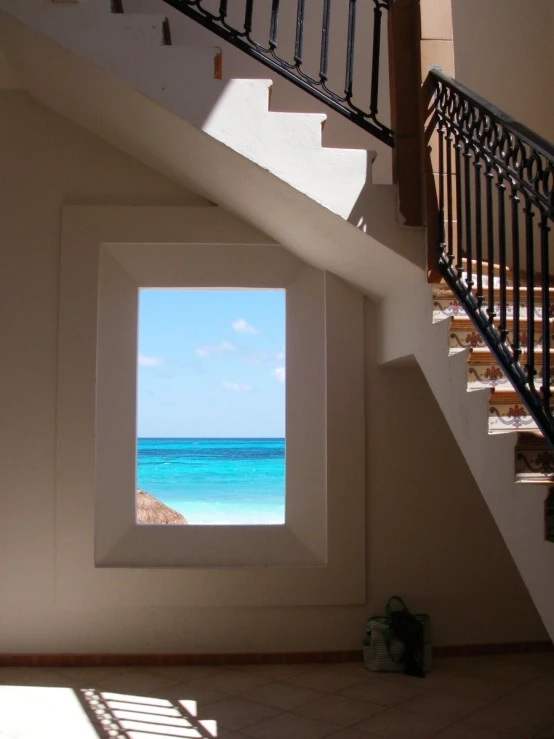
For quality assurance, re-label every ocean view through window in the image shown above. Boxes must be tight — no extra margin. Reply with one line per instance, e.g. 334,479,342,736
136,288,286,525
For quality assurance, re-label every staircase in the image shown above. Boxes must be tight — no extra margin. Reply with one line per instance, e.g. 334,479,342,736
0,0,424,299
433,269,554,479
1,0,553,638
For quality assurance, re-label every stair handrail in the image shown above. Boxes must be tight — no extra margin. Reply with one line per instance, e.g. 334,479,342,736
430,69,554,444
125,0,394,147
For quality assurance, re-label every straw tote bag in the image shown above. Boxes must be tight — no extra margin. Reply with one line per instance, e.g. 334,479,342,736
363,596,432,674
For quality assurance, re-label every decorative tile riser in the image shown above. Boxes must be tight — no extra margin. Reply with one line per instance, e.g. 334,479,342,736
433,285,554,300
467,364,554,391
489,402,539,432
450,328,546,351
487,389,554,431
433,297,551,321
467,362,510,389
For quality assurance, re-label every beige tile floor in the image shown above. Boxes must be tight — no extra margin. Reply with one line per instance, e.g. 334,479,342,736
0,653,553,738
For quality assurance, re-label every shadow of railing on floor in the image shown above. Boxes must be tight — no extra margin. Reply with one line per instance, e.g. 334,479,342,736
78,687,218,738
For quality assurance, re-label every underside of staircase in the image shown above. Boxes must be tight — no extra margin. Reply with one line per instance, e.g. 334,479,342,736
1,0,553,640
0,0,424,300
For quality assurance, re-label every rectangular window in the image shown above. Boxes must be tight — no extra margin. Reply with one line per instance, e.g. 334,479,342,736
136,288,286,526
64,234,357,573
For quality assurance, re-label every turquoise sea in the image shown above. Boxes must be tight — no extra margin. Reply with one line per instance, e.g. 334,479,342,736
137,438,285,525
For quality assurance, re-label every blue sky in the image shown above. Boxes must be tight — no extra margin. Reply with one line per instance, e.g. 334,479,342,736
137,289,285,438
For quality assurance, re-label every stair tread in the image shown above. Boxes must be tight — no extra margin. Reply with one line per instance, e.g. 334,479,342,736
450,315,551,326
515,477,554,484
490,387,554,400
469,346,554,357
456,259,554,287
461,258,509,275
434,285,554,298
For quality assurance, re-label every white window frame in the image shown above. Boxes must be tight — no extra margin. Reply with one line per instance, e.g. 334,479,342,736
56,206,365,607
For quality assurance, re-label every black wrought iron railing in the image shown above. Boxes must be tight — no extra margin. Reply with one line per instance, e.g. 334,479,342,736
114,0,393,147
431,69,554,444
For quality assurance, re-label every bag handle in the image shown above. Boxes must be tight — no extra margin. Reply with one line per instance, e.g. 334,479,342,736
385,595,409,617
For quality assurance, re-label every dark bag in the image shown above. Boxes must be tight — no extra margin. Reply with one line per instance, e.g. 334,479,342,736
389,608,425,677
363,596,432,676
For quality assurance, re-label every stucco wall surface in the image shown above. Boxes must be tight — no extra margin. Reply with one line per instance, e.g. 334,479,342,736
452,0,554,141
0,91,547,653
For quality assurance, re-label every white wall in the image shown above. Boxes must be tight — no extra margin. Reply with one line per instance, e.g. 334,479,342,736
365,343,547,646
0,91,547,653
123,0,394,184
452,0,554,140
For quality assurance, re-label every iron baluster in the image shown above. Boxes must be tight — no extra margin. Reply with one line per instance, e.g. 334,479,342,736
511,186,522,361
474,157,484,311
540,214,551,411
369,1,383,120
294,0,305,67
244,0,254,34
437,113,446,257
269,0,280,50
218,0,227,20
454,139,464,278
464,146,474,291
320,0,331,83
446,125,454,264
497,175,508,343
486,165,495,324
524,199,539,400
345,0,357,100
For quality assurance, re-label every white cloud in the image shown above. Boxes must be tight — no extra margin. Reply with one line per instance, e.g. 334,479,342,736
220,380,252,392
232,318,260,335
272,366,286,383
276,351,285,361
138,354,164,367
195,340,236,357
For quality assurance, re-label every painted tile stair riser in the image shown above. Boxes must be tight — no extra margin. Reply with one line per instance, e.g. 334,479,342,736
432,276,554,486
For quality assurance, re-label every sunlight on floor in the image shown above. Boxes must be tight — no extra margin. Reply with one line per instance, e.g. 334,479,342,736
0,685,220,739
82,688,218,738
0,686,99,739
0,656,553,738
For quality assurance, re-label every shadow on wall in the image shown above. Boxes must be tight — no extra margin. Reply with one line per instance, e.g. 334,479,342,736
122,0,394,184
365,299,548,644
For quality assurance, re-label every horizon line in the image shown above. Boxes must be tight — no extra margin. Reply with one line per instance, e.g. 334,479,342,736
137,436,285,439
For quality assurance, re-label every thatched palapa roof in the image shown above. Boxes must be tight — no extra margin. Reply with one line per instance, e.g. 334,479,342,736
136,489,188,525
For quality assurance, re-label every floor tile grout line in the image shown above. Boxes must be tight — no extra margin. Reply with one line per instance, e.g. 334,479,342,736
2,657,553,739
